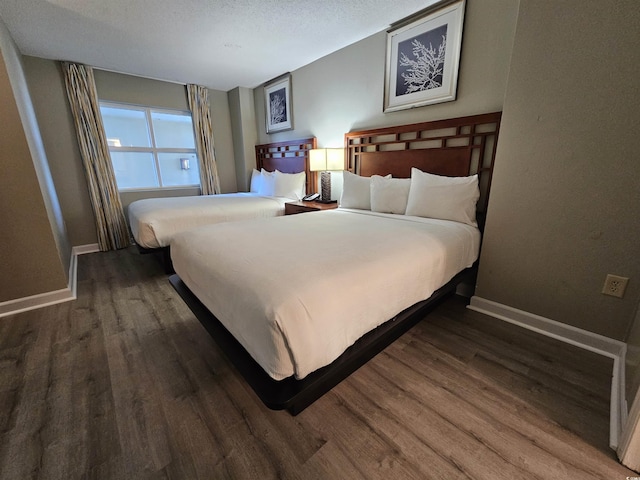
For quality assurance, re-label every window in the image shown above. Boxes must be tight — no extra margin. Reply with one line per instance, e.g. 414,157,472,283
100,103,200,190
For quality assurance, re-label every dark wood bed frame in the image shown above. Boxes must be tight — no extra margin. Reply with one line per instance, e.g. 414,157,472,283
137,137,317,273
170,112,501,414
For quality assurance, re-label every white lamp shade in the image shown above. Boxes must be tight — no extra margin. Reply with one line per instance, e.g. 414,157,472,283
309,149,326,172
309,148,344,171
326,148,344,171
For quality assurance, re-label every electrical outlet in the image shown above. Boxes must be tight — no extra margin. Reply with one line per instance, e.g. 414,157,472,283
602,274,629,298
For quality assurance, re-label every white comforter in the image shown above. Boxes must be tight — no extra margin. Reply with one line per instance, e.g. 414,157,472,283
171,209,481,380
128,193,287,248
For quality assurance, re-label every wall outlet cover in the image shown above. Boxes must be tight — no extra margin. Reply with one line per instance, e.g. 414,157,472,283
602,274,629,299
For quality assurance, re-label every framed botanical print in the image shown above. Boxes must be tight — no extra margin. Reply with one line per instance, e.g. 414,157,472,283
264,73,293,133
384,0,466,113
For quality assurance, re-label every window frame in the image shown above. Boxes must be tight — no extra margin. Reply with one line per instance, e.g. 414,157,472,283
100,101,200,192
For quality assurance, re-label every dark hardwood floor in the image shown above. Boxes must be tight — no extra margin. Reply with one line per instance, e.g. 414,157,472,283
0,247,634,479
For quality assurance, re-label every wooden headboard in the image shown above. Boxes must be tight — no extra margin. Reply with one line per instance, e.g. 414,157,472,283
255,137,318,194
344,112,501,217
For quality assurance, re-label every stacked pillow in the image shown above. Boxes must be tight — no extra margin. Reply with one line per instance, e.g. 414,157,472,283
340,171,391,210
370,176,411,215
250,168,306,200
339,168,479,226
405,168,479,226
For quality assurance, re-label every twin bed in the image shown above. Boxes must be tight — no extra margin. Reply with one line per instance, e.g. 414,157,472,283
164,112,501,414
129,193,290,249
128,137,317,268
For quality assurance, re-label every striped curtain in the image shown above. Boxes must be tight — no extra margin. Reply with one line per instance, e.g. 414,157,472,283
187,84,221,195
62,62,130,251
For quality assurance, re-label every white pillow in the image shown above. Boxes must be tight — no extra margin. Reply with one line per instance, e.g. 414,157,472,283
258,169,276,196
250,168,261,193
370,176,411,215
274,170,306,200
405,167,479,226
340,171,391,210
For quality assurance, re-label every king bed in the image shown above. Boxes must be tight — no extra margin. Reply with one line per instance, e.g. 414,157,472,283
128,137,317,268
169,112,501,414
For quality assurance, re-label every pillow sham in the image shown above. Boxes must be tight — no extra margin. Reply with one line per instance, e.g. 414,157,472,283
340,171,390,210
250,168,261,193
370,176,411,215
274,170,306,200
258,168,276,196
405,167,479,226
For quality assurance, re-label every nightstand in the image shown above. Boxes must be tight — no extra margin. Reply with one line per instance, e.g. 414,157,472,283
284,200,339,215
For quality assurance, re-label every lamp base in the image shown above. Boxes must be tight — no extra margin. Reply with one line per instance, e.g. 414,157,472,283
320,171,332,203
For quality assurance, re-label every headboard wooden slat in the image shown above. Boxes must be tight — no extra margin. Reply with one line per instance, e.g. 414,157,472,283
255,137,318,194
358,148,472,178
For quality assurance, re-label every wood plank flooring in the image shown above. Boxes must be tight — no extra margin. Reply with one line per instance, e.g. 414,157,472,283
0,247,635,479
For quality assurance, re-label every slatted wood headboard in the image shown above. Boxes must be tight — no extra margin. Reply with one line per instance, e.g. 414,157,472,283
344,112,501,217
255,137,318,194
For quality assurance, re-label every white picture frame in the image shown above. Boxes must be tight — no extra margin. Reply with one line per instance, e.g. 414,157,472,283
384,0,466,113
264,73,293,133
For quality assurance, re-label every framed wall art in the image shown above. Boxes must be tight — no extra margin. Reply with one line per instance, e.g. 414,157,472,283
384,0,466,113
264,73,293,133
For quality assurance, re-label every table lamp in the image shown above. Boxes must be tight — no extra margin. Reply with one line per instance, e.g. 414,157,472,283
309,148,344,203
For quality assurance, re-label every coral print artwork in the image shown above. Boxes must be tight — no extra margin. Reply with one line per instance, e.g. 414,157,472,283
264,74,293,133
396,24,447,96
384,0,465,112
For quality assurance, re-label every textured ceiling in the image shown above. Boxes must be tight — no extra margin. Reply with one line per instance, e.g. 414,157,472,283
0,0,438,91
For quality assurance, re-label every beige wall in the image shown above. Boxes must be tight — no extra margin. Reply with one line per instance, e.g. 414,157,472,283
22,56,97,246
475,0,640,341
208,88,237,193
229,87,258,192
0,22,68,302
254,0,519,147
94,69,190,110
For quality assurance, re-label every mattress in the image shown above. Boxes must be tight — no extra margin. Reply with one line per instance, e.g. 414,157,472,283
171,208,481,380
128,193,287,248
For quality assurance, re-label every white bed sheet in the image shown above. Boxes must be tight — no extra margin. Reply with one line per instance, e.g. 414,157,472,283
171,208,481,380
128,193,287,248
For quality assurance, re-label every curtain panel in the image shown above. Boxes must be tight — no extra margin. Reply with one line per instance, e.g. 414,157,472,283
187,84,221,195
62,62,130,251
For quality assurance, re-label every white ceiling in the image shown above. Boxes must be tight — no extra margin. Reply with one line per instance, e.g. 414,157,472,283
0,0,437,91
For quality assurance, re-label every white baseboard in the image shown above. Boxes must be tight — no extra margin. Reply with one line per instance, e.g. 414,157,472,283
468,296,626,450
618,373,640,467
72,243,100,256
0,243,99,318
0,287,75,318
